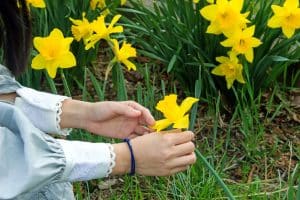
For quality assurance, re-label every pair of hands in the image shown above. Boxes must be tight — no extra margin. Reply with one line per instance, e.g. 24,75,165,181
62,100,196,176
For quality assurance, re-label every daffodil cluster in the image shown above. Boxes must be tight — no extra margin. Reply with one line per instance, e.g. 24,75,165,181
69,13,137,72
30,0,135,79
198,0,299,89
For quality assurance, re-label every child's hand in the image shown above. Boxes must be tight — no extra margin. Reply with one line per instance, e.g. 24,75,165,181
112,131,196,176
82,101,155,138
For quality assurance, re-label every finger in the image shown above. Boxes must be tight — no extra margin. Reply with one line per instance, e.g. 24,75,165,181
113,102,141,117
128,133,140,139
134,125,151,135
173,142,195,157
170,165,189,175
125,101,155,126
169,152,196,168
168,131,195,145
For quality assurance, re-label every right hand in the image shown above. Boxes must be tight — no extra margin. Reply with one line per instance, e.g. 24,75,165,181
112,131,196,176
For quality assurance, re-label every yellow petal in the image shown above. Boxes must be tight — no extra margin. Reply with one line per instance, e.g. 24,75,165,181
225,77,235,89
245,48,254,63
31,54,46,69
173,115,189,129
230,0,244,11
271,5,284,16
122,60,136,71
59,52,76,68
109,15,122,28
110,26,124,34
121,0,126,5
244,25,255,37
216,56,229,64
46,64,58,79
207,23,222,35
156,94,178,114
211,65,224,76
268,16,282,28
179,97,199,116
251,38,262,48
282,26,295,38
236,71,245,84
33,37,46,52
220,38,233,47
50,28,65,39
152,119,172,132
284,0,299,8
200,5,217,21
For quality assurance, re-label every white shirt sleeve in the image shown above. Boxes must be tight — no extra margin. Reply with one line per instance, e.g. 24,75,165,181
14,87,72,135
57,139,116,182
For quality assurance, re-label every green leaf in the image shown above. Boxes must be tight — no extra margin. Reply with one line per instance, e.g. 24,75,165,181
167,54,177,73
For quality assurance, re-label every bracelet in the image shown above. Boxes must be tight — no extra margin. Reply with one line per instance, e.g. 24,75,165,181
123,138,136,176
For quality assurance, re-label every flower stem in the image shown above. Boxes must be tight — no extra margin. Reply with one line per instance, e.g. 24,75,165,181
195,149,235,200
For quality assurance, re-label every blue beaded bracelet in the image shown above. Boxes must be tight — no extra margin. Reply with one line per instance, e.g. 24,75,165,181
123,138,135,176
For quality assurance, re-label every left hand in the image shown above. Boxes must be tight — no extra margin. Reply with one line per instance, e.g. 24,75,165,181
82,101,155,139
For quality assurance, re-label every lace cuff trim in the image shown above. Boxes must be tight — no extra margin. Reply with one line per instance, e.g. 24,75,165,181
55,99,72,136
105,144,116,177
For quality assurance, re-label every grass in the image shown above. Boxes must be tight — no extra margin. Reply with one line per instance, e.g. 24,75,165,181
61,60,299,200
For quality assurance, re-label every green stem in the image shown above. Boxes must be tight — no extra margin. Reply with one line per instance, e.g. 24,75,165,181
195,149,235,200
102,60,116,97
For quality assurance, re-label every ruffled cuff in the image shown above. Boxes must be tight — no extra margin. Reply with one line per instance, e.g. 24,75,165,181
57,140,116,182
14,87,72,135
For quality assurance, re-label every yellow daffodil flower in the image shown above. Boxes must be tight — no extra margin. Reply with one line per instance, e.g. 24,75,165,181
90,0,110,15
85,15,123,50
268,0,300,38
200,0,249,35
70,13,93,44
90,0,126,11
26,0,45,8
221,26,262,63
212,52,245,89
121,0,126,5
111,39,137,71
153,94,199,132
31,29,76,78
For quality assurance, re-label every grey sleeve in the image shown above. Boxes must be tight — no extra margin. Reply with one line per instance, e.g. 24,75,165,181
0,102,66,199
0,64,21,93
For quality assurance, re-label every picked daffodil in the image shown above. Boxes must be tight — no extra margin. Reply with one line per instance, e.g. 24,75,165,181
153,94,199,132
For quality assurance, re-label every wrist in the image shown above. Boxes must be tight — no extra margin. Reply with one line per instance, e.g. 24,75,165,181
111,143,131,175
60,99,91,129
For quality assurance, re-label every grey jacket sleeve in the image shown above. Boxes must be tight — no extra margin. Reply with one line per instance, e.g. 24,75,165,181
0,102,115,199
0,102,66,199
0,64,21,93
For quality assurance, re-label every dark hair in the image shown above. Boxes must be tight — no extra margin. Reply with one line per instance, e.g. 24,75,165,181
0,0,32,76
